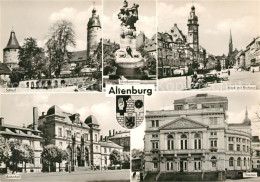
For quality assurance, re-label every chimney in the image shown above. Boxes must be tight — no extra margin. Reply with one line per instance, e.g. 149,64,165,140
109,130,111,136
33,107,39,130
113,129,115,136
0,118,4,126
100,135,103,141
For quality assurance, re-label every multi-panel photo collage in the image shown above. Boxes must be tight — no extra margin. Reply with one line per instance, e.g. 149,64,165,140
0,0,259,182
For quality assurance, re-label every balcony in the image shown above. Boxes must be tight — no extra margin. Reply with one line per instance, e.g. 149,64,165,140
160,149,207,155
146,108,224,117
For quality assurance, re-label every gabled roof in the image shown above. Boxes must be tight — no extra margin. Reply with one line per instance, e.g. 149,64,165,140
4,31,20,50
159,117,208,130
0,63,12,75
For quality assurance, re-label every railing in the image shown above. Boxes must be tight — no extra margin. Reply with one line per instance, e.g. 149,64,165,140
147,108,224,116
160,149,207,155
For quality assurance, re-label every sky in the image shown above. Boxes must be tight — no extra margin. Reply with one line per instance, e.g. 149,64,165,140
0,93,129,137
131,91,260,150
158,0,260,56
103,0,156,43
0,0,102,59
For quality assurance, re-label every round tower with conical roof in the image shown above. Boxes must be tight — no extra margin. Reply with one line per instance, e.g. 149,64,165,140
87,6,101,62
3,30,21,70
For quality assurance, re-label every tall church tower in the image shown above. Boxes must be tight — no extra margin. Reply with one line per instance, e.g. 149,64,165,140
87,6,101,62
187,5,199,59
3,30,20,70
228,29,233,56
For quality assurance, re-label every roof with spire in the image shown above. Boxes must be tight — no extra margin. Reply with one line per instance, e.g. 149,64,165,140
243,107,251,125
87,7,101,28
4,30,20,50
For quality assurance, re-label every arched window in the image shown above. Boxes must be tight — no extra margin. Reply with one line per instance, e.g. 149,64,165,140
153,157,158,169
248,158,250,166
244,157,246,166
194,133,201,149
181,134,188,150
237,157,241,167
229,157,234,167
211,156,217,167
167,134,174,150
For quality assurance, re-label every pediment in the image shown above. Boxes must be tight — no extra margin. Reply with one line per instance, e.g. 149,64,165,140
159,117,207,130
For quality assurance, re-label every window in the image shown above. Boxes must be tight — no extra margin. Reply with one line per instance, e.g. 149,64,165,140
152,134,158,138
152,120,155,127
211,156,217,167
210,139,217,147
58,128,62,137
152,141,159,149
247,146,249,152
175,105,183,110
194,133,201,149
237,157,241,166
209,117,218,125
166,161,173,170
67,130,71,138
229,157,234,167
237,144,240,151
194,161,201,171
229,144,234,151
156,120,159,127
104,147,107,153
228,137,234,142
153,158,158,168
181,134,188,150
85,134,88,141
210,132,217,136
167,135,174,150
95,134,98,142
243,145,246,152
244,157,246,166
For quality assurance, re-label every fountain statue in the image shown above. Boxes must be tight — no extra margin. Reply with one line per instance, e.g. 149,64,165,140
114,0,145,79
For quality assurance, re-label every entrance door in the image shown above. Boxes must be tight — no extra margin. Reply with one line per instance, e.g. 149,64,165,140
180,161,184,172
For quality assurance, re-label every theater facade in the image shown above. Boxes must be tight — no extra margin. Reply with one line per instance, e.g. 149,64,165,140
144,94,252,179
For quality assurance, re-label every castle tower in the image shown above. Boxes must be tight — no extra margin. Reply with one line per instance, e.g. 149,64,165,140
187,5,199,59
87,6,101,62
3,30,20,70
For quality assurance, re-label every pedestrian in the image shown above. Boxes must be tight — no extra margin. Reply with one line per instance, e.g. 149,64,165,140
253,69,255,73
228,70,230,76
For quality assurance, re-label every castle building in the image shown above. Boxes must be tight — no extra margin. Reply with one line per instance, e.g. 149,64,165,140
144,94,252,180
87,7,102,62
107,130,130,153
3,30,20,70
0,117,42,173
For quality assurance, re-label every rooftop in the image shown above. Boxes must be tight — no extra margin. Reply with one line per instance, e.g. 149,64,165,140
4,31,20,50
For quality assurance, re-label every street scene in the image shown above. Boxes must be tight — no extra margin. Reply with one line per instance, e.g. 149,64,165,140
0,0,102,92
131,92,260,181
0,93,130,181
158,0,260,91
103,0,157,89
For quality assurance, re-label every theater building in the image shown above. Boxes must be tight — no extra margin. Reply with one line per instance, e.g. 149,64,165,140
144,94,252,180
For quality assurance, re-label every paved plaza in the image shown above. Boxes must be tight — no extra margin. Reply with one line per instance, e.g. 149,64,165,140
0,170,130,182
159,69,260,91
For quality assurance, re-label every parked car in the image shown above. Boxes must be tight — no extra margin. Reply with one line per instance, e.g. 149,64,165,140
216,71,228,81
173,69,185,76
191,78,208,89
204,73,221,83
